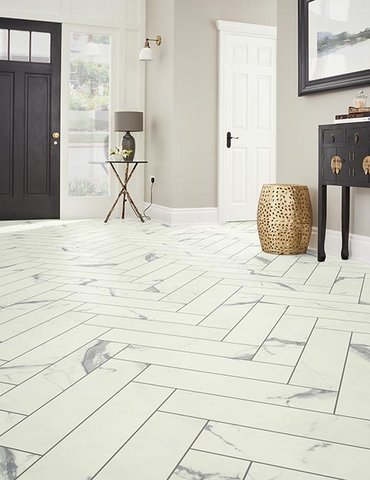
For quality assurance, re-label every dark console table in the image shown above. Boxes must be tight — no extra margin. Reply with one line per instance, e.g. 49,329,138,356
318,122,370,262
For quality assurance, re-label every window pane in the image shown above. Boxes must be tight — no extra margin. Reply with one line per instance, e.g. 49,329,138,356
10,30,29,62
68,33,111,197
31,32,50,63
0,29,8,60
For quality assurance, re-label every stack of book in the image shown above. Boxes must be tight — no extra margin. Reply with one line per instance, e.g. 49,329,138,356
334,106,370,123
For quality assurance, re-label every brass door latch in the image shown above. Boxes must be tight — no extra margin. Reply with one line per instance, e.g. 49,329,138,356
331,155,343,174
363,155,370,175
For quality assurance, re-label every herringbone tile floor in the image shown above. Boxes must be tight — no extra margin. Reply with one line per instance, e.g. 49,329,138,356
0,219,369,479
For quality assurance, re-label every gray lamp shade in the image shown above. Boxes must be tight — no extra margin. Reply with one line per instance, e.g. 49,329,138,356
114,111,143,132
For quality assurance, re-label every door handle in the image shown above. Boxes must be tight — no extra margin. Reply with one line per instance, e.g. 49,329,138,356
226,131,239,148
51,132,60,139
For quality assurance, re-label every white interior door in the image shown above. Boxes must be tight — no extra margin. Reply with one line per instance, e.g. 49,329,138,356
218,21,276,223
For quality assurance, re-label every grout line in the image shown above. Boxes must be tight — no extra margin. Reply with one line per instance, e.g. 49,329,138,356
89,386,177,480
157,409,370,452
190,448,343,480
333,331,352,415
132,379,337,416
250,306,289,361
164,418,208,480
286,317,319,385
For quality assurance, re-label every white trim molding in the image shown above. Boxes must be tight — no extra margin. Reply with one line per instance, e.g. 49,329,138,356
216,20,277,38
309,227,370,264
144,204,219,226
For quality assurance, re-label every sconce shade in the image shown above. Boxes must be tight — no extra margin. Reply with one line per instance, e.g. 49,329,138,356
114,111,143,132
139,47,153,61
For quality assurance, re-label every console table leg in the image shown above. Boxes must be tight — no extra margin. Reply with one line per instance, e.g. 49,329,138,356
341,186,350,260
317,184,327,262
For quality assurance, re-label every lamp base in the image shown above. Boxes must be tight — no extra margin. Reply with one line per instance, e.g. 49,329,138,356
122,132,136,161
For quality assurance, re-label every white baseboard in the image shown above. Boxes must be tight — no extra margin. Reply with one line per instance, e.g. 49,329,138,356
309,227,370,263
144,203,219,226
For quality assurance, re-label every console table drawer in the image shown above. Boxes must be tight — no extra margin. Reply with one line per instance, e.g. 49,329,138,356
346,126,370,146
322,128,345,145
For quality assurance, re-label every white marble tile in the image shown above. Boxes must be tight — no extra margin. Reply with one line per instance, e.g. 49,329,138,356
360,274,370,305
316,318,370,334
0,447,40,478
180,284,240,316
336,332,370,420
87,314,227,340
290,328,350,391
153,269,204,295
117,345,292,383
161,389,370,449
281,260,318,282
56,283,166,301
0,339,126,415
193,421,370,480
134,262,188,284
164,277,220,305
0,359,147,454
0,410,25,435
245,463,339,480
263,296,370,314
253,315,316,366
75,303,202,325
1,219,370,479
259,255,300,275
16,383,173,480
0,311,94,362
67,292,183,312
240,285,357,304
223,303,287,345
170,449,250,480
94,411,206,480
0,267,49,287
136,365,337,413
199,291,261,329
0,300,82,342
287,305,370,324
305,264,340,288
0,282,62,308
330,273,364,298
100,329,257,359
0,323,107,384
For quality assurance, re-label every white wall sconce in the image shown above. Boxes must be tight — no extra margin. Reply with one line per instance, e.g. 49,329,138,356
139,35,162,61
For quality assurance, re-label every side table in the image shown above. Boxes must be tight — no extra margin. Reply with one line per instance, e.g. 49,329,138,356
257,184,312,255
104,160,148,223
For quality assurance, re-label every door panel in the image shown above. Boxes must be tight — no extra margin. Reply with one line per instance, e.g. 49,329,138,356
220,25,276,222
0,72,13,197
26,74,51,195
0,17,61,220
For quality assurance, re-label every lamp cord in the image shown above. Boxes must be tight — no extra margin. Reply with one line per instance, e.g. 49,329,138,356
143,182,154,220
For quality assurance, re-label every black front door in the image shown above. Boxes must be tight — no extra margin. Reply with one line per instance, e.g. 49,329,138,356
0,18,61,220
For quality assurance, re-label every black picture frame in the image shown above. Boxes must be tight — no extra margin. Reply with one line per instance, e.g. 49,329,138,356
298,0,370,96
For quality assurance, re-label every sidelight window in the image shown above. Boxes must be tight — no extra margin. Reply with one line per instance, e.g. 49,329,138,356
67,32,111,197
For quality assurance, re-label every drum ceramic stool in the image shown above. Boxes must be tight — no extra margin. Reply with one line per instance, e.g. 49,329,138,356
257,184,312,255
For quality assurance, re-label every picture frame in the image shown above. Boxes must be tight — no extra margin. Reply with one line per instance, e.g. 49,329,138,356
298,0,370,96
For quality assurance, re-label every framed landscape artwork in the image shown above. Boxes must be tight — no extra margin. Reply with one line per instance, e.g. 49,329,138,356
298,0,370,95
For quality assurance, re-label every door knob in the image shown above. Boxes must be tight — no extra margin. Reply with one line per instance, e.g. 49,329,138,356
51,132,60,139
226,132,239,148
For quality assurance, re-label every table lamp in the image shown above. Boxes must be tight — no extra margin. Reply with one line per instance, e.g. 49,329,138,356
113,111,143,161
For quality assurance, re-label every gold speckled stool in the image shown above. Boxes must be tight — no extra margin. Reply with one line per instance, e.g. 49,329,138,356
257,184,312,255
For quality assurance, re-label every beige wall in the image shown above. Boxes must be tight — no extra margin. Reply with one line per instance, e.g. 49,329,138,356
145,0,175,207
277,0,370,236
145,0,277,208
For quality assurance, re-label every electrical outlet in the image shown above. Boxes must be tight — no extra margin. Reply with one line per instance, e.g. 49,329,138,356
150,176,156,183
